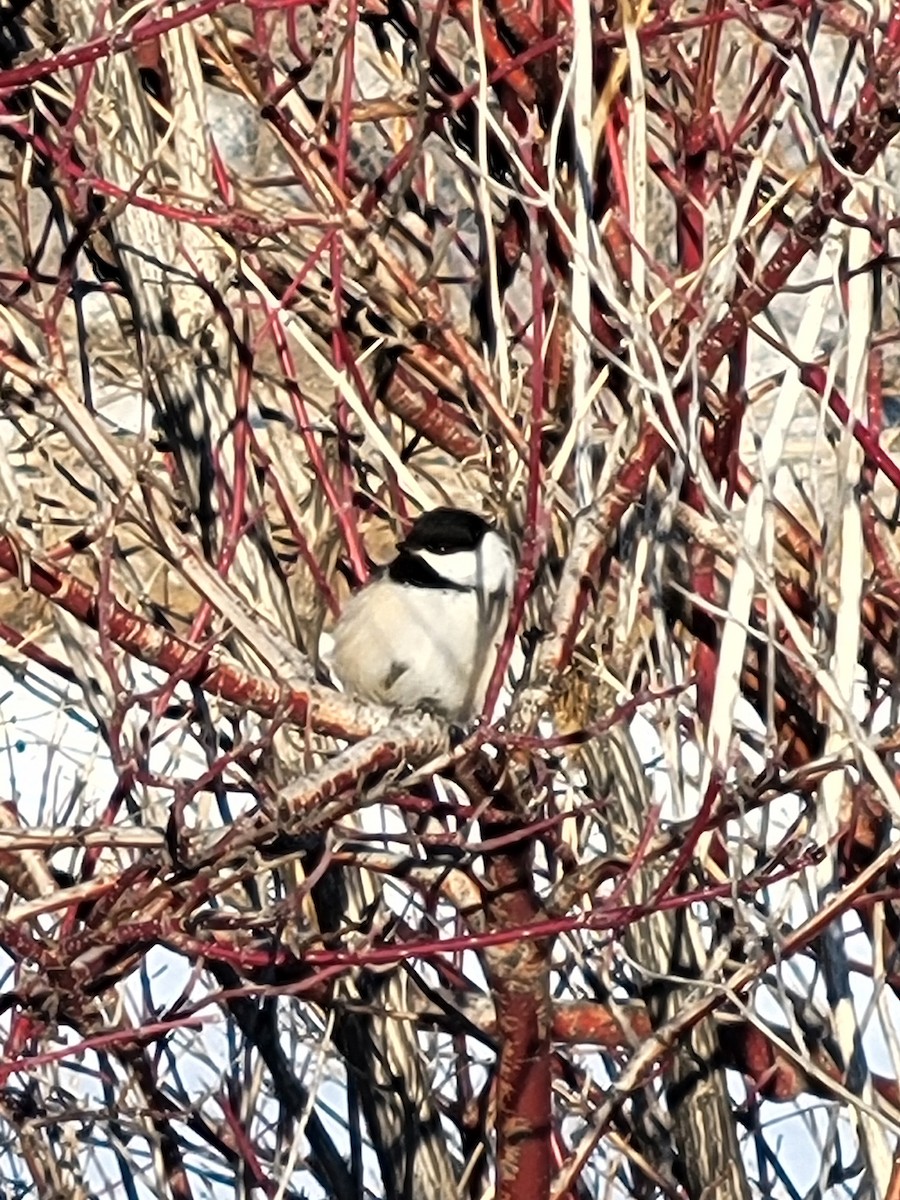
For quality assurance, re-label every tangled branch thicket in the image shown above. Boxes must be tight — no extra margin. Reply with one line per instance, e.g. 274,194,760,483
1,0,900,1196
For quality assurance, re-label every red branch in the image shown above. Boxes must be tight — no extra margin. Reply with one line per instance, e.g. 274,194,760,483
0,538,381,740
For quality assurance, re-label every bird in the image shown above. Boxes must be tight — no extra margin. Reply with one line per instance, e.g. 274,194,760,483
327,507,515,721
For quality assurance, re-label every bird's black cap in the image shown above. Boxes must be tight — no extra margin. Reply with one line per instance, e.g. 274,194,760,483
400,508,493,554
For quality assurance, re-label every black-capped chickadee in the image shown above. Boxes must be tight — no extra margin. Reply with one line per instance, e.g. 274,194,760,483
328,508,515,721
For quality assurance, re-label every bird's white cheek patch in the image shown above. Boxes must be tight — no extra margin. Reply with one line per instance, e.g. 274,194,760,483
416,534,515,593
415,548,480,587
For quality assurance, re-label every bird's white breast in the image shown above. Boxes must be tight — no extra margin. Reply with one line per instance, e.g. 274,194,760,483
329,564,511,720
